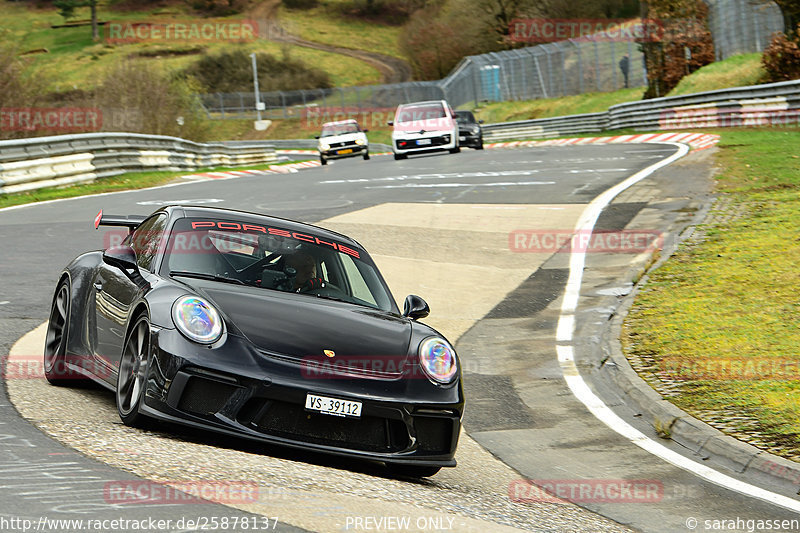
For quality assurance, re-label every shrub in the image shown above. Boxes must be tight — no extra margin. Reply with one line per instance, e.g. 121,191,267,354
94,60,210,141
282,0,318,8
761,27,800,82
640,0,715,98
0,41,48,140
184,49,332,93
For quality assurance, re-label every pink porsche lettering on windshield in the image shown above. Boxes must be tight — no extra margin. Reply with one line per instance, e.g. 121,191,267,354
189,221,361,258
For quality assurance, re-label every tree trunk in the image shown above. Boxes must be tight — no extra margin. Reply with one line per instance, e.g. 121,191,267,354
91,2,99,41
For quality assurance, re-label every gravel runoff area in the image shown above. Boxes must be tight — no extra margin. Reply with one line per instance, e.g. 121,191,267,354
7,355,629,533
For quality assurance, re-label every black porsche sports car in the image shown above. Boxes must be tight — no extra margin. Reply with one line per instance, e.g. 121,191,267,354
44,205,463,477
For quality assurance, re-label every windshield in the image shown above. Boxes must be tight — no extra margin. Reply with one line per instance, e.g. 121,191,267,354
320,122,360,136
396,103,446,123
163,217,395,312
455,111,476,124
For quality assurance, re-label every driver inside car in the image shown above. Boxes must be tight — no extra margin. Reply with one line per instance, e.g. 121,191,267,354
284,252,325,292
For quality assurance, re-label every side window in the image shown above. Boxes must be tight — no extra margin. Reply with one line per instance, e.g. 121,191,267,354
130,214,167,272
340,255,377,307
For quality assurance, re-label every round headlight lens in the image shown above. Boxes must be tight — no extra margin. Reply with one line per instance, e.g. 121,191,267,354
320,143,330,151
418,337,458,383
172,296,223,344
355,138,365,145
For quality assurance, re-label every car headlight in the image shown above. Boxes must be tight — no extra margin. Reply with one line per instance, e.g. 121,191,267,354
172,296,223,344
320,143,330,151
471,127,480,134
355,138,365,145
418,337,458,383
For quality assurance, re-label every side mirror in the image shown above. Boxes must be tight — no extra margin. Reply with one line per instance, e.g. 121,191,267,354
403,294,429,320
387,121,394,126
478,119,484,124
314,135,320,139
103,245,139,273
363,129,369,133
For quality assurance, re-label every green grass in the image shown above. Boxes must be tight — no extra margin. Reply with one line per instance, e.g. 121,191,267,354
667,53,765,96
471,54,770,125
278,0,404,59
472,88,646,123
622,129,800,458
0,161,294,210
3,0,380,92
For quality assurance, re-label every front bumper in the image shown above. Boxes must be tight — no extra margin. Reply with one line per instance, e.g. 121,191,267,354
458,130,482,148
319,144,368,160
142,329,463,467
393,133,456,155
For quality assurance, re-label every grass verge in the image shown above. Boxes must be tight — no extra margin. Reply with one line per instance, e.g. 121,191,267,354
278,0,404,59
2,0,380,93
622,128,800,460
0,161,294,210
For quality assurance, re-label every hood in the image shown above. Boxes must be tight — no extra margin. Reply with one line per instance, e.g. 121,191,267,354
192,282,412,363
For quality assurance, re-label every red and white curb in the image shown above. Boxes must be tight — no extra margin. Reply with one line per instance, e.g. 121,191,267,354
277,150,391,156
488,132,720,152
180,160,321,181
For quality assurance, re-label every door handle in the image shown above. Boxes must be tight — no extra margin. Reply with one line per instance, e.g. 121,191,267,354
93,282,103,291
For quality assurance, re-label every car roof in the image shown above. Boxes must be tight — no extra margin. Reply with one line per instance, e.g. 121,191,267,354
321,119,359,127
161,205,363,249
398,100,446,108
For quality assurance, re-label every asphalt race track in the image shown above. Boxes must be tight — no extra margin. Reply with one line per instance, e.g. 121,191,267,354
1,145,798,532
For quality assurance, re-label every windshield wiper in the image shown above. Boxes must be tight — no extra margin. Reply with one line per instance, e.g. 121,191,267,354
170,271,246,285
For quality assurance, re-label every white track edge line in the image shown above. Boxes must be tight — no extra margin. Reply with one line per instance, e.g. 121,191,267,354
556,141,800,513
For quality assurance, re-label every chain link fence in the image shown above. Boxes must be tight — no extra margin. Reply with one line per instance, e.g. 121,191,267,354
201,38,646,119
200,0,787,119
705,0,784,60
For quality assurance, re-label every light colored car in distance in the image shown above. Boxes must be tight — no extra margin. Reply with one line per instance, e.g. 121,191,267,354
316,119,370,165
388,100,460,160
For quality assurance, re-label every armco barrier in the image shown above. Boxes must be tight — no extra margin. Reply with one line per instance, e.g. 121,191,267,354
0,133,278,195
483,79,800,142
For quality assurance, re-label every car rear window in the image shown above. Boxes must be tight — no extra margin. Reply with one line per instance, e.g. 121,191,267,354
396,103,446,123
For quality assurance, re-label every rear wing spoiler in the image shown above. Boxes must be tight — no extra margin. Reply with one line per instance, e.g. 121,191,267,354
94,210,147,233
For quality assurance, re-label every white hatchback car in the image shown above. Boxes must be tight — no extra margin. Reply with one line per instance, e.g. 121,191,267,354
389,100,460,160
316,119,369,165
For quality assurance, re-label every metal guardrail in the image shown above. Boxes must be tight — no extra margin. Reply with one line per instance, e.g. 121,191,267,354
0,132,278,195
482,112,607,142
221,139,393,152
482,79,800,142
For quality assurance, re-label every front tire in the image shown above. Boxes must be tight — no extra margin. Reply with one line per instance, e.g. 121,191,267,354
476,138,484,150
449,145,460,154
44,278,78,386
320,156,327,165
363,151,370,160
394,153,407,160
116,314,153,428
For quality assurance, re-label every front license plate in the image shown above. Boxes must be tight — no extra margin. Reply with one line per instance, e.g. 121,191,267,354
305,393,362,418
338,148,353,154
416,138,432,146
